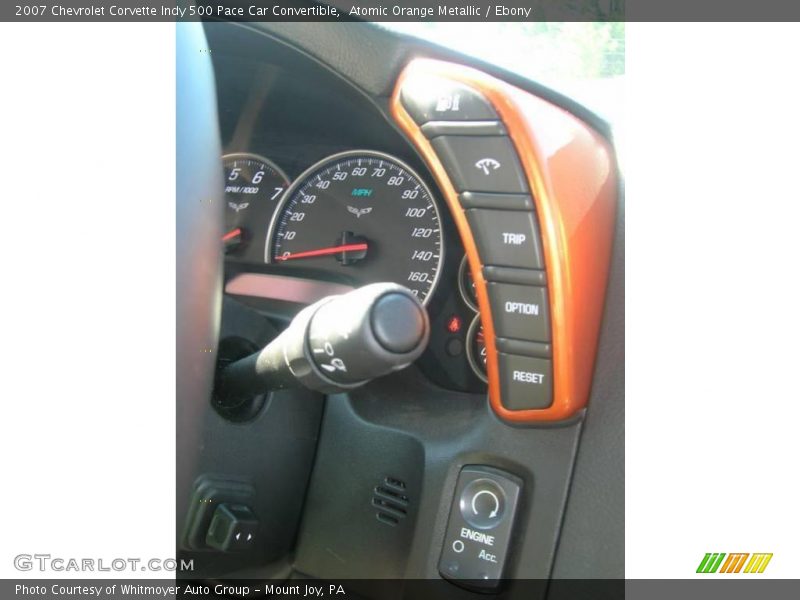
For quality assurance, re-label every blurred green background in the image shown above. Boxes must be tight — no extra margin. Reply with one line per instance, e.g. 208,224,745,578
382,22,625,125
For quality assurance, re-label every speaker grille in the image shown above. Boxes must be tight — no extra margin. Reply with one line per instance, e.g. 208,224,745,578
372,476,409,526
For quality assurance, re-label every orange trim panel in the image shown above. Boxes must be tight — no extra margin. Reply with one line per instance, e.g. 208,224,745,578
391,59,618,422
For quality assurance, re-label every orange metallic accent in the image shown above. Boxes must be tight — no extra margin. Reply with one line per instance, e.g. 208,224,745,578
719,554,735,573
733,553,749,573
390,59,618,422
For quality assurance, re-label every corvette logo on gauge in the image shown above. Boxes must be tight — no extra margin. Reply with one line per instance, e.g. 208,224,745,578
347,206,373,218
267,150,444,304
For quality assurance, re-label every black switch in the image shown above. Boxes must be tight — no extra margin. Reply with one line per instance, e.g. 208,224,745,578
459,478,506,529
205,504,258,552
498,353,553,410
466,209,544,270
431,136,528,194
487,282,551,342
400,76,498,124
439,466,523,590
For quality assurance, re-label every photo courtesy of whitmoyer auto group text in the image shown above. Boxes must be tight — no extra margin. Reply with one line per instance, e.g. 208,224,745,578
2,1,799,599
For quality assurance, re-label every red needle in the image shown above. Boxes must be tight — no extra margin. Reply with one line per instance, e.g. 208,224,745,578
276,242,368,261
222,228,242,242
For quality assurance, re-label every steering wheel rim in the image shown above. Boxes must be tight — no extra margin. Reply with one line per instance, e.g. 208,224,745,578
175,21,224,556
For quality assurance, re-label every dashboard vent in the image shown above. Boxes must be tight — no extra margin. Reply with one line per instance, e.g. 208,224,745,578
372,476,409,526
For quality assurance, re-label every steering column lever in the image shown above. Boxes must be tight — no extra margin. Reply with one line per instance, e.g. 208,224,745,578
216,282,430,406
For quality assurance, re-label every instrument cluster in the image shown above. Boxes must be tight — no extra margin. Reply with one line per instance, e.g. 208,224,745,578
212,42,487,393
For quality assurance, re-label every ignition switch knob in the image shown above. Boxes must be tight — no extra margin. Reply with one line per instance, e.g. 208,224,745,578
216,283,429,405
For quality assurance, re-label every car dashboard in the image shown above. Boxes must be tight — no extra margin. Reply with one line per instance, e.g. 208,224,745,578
176,21,624,592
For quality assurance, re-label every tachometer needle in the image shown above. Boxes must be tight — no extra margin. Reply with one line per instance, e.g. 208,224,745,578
222,228,242,243
276,242,369,262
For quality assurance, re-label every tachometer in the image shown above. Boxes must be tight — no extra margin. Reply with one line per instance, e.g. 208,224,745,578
222,152,289,260
466,315,488,383
267,150,443,304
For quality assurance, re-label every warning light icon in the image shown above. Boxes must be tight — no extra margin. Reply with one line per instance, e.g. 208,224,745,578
446,316,463,334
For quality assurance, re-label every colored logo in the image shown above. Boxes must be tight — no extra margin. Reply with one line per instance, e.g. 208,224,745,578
696,553,772,574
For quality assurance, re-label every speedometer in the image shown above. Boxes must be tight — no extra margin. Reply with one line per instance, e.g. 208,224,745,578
267,150,443,304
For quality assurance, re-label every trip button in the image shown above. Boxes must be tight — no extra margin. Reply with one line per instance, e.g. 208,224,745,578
431,136,528,193
488,282,551,342
498,354,553,410
400,76,498,124
466,209,543,269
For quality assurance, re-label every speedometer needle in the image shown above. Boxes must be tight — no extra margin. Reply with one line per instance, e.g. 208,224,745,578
276,242,369,262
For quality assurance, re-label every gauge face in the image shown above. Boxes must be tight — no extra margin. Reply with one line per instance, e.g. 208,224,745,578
458,255,479,311
222,153,290,260
268,150,444,304
466,315,488,383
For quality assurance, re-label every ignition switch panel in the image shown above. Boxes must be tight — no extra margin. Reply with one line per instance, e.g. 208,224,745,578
438,465,522,590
